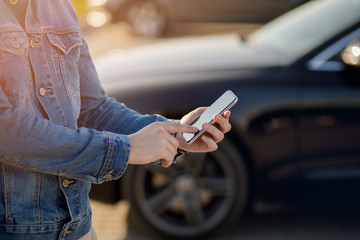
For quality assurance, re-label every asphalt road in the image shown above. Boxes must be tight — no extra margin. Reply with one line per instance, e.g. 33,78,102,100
86,22,360,240
91,199,360,240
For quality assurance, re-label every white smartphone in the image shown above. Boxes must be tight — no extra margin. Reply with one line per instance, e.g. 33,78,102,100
182,90,238,144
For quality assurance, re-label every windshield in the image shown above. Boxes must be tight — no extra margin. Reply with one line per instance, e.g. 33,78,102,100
247,0,360,60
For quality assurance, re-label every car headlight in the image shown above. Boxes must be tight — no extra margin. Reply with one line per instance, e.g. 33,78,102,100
342,41,360,67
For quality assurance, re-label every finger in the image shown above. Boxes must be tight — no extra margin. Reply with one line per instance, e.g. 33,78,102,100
203,123,224,143
180,107,207,125
168,132,180,150
161,159,172,168
191,107,207,116
163,135,178,157
162,122,198,134
214,114,232,133
222,110,231,119
157,136,178,166
161,149,176,168
201,134,218,152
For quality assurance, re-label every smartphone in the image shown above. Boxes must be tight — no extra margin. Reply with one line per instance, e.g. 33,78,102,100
182,90,238,144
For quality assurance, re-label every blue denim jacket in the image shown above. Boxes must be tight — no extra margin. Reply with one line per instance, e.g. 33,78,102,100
0,1,166,239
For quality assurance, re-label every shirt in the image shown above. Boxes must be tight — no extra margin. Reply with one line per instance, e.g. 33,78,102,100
0,0,167,239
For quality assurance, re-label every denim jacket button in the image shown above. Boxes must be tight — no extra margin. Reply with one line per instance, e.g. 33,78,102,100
39,88,46,96
103,170,114,179
11,34,20,49
9,0,18,5
62,179,75,188
62,229,72,237
103,173,112,179
39,87,51,96
30,39,41,48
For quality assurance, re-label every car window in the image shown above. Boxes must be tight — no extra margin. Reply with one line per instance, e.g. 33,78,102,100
247,0,360,60
307,28,360,71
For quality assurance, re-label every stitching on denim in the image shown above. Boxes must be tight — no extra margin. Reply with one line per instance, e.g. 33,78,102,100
33,172,41,224
1,163,13,224
24,26,81,35
117,137,130,178
23,49,37,115
54,36,81,119
99,131,114,182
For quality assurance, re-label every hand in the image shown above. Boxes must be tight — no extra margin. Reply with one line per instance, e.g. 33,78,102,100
177,107,232,153
128,122,197,167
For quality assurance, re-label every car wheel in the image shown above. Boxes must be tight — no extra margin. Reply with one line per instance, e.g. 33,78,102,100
122,138,249,238
125,0,167,37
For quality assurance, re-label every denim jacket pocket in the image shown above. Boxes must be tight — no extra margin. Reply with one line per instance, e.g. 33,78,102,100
0,32,28,55
46,31,82,55
46,31,83,119
0,32,29,101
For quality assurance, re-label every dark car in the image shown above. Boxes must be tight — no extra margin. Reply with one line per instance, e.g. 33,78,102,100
90,0,360,238
104,0,308,37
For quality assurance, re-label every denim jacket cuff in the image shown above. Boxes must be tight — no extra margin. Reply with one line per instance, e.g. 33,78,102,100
98,131,130,183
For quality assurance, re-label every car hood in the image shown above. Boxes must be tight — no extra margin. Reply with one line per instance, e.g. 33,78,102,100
94,33,288,94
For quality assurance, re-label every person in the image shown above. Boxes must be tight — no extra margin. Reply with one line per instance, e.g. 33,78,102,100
0,0,232,239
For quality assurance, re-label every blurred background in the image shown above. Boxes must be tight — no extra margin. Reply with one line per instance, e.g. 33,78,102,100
70,0,360,239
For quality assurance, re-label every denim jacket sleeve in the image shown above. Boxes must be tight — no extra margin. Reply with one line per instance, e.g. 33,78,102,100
0,90,128,184
77,39,168,134
0,38,166,184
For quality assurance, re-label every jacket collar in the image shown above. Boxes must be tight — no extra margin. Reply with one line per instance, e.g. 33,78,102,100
0,0,80,33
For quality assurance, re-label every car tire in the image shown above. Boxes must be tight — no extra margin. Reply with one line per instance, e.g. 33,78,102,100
125,0,167,38
121,138,249,238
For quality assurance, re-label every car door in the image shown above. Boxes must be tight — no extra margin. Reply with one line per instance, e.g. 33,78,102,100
298,28,360,196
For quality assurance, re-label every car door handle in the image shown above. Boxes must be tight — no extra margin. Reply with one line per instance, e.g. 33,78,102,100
313,115,337,127
264,117,293,133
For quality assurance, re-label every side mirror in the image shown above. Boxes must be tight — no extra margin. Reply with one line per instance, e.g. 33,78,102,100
341,41,360,67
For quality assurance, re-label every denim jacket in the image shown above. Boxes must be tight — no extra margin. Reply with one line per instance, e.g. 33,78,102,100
0,1,166,239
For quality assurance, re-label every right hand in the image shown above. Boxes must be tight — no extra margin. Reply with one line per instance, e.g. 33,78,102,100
128,122,197,167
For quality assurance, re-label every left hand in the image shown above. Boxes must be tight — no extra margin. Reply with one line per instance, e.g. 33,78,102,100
176,107,232,153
